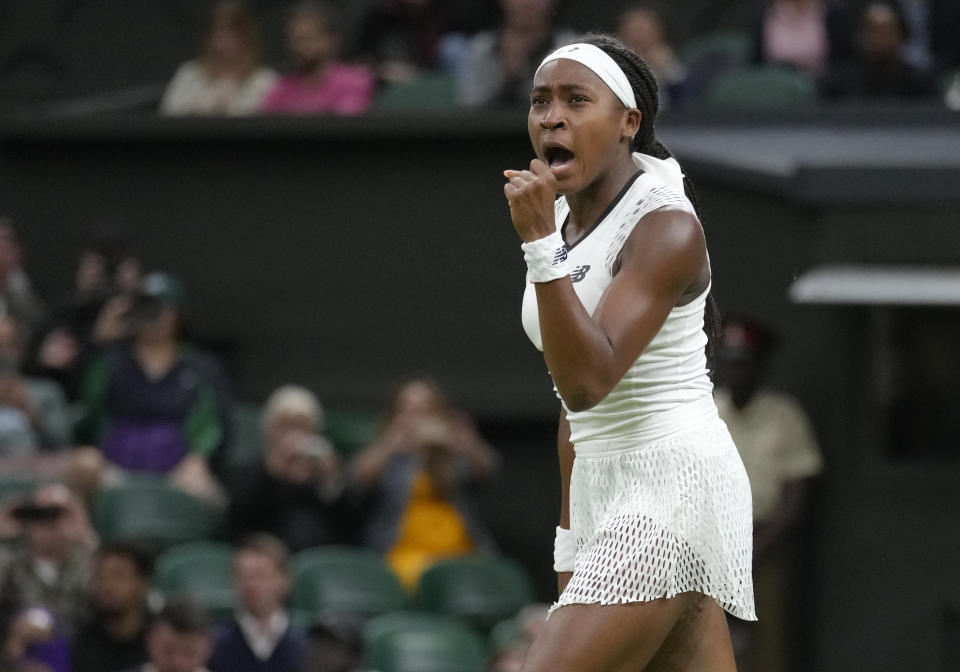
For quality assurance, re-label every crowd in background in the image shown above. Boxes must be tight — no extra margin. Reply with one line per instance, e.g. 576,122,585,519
152,0,960,117
0,217,530,671
0,194,824,672
0,1,883,670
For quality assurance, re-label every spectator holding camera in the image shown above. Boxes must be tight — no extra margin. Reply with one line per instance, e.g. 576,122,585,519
226,385,349,552
0,483,97,670
351,378,499,589
72,272,230,503
26,236,142,401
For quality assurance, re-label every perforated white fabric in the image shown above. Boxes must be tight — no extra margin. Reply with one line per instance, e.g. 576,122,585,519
551,414,757,620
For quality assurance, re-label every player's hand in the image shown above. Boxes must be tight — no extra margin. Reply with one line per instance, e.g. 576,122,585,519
503,159,558,243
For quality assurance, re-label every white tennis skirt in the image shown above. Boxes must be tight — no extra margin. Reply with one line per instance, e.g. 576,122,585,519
554,399,757,621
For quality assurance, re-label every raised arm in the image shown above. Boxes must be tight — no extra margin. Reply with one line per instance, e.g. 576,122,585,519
506,161,707,412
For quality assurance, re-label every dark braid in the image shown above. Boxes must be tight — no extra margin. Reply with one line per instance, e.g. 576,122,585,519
582,33,721,370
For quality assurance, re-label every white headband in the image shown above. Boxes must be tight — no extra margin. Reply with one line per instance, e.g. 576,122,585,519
535,43,637,109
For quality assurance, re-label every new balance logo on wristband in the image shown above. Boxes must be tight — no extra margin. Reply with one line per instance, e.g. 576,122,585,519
552,246,568,265
570,265,591,283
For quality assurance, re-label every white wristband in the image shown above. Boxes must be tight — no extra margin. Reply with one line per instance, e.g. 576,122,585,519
522,232,570,283
553,525,576,573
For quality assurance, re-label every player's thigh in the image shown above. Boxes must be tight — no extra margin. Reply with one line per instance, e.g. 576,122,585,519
521,593,700,672
645,597,737,672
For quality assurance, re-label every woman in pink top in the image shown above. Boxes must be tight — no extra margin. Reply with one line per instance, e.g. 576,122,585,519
751,0,854,76
261,1,375,116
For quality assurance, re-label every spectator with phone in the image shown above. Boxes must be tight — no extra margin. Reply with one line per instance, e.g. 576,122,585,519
351,378,499,589
0,483,98,669
72,272,231,503
226,385,350,552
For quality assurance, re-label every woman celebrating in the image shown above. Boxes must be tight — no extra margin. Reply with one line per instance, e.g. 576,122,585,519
503,36,755,670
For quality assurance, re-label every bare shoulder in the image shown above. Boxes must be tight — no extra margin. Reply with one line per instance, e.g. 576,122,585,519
616,208,706,288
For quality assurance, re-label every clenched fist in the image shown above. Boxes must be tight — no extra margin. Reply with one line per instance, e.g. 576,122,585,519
503,159,559,243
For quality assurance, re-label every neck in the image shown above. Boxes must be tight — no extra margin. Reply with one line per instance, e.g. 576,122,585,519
304,60,331,80
564,151,639,243
106,605,147,639
247,607,282,626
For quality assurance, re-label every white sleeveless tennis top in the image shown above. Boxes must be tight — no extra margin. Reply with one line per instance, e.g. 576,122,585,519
521,154,715,445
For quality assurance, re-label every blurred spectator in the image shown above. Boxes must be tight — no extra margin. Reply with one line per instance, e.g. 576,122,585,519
713,316,823,672
895,0,960,73
160,0,277,116
751,0,855,77
350,0,454,85
260,2,375,115
72,272,230,503
26,236,142,400
0,218,45,345
351,378,499,589
226,385,350,552
455,0,575,108
820,1,939,100
121,596,212,672
0,483,98,658
71,541,153,672
0,315,70,454
208,534,307,672
616,4,686,109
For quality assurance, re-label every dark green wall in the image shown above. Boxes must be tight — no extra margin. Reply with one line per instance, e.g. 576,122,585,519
4,113,960,670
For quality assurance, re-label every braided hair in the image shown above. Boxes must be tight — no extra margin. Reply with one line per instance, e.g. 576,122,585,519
582,33,721,366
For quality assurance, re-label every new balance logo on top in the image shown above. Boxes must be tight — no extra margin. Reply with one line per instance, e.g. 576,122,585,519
570,265,591,283
552,246,568,265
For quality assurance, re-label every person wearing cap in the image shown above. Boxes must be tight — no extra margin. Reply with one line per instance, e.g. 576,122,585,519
503,34,754,670
72,272,230,503
0,483,98,670
714,315,822,672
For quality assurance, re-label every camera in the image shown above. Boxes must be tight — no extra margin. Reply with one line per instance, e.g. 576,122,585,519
10,502,65,523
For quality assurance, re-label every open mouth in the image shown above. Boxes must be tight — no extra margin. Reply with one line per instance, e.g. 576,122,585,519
544,146,575,169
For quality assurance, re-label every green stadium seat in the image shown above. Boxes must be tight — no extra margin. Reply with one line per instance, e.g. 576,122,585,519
681,30,753,67
291,546,407,621
376,73,457,112
0,474,42,504
92,477,222,551
364,611,487,672
323,407,379,458
416,555,535,631
221,402,264,471
154,541,235,621
704,65,817,110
